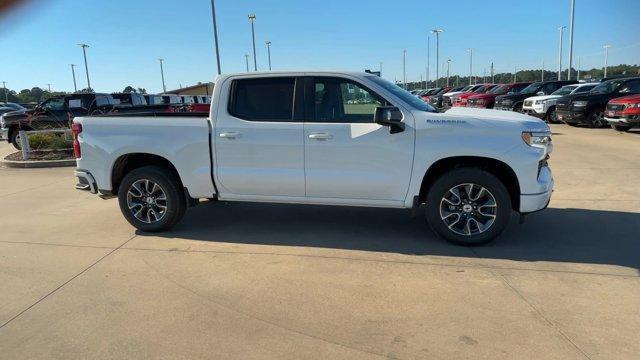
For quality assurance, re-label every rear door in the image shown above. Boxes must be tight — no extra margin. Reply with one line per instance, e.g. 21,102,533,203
214,76,305,197
303,76,414,201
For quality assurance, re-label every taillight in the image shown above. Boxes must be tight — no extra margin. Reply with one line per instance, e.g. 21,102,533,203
72,123,82,158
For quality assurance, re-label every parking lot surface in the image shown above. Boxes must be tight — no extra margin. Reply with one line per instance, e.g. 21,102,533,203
0,125,639,360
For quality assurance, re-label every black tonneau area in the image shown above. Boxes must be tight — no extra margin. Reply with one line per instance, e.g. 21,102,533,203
89,111,208,118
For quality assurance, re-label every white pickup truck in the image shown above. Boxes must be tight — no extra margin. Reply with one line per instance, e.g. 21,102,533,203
73,72,553,245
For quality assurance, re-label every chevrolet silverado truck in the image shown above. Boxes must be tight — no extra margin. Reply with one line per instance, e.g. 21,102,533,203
73,72,553,245
522,83,598,123
555,77,640,127
495,80,577,113
604,94,640,131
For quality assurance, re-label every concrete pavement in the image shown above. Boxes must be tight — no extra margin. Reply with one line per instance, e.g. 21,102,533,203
0,125,638,359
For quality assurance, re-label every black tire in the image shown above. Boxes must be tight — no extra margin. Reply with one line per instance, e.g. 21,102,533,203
513,103,523,113
545,106,558,123
612,124,631,132
587,108,606,128
425,168,511,245
117,166,186,232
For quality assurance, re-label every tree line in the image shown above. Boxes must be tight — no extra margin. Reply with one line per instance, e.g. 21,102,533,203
0,85,148,104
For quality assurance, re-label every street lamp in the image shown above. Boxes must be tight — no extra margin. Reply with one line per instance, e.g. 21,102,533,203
568,0,576,80
46,83,52,92
402,50,407,89
379,61,383,76
603,44,611,78
431,29,444,87
77,43,91,91
426,33,430,88
158,58,167,93
248,14,257,71
557,26,566,80
244,54,250,72
468,48,473,85
446,59,451,87
265,41,272,70
70,64,77,92
210,0,222,75
1,81,7,103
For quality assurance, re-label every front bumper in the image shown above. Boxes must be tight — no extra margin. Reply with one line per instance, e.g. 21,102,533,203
74,170,97,194
0,126,8,141
523,108,545,119
605,115,640,126
556,110,587,124
520,166,553,213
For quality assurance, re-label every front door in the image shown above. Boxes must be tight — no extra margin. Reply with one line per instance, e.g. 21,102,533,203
214,76,305,197
304,77,414,201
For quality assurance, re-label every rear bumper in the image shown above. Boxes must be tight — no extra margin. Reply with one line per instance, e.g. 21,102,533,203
74,170,97,194
520,166,553,213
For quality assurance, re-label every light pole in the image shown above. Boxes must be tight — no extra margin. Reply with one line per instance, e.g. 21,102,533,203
265,41,272,70
248,14,257,71
568,0,576,80
541,59,545,81
490,62,494,83
603,44,611,77
426,34,430,88
2,81,7,103
244,54,250,72
446,59,451,87
402,50,407,89
577,56,581,80
431,29,444,87
514,66,518,82
379,61,383,76
210,0,222,75
70,64,78,92
77,43,91,91
46,83,52,92
557,26,566,80
468,48,473,85
158,58,166,93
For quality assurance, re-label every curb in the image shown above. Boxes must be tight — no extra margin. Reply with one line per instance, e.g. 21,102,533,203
2,154,76,169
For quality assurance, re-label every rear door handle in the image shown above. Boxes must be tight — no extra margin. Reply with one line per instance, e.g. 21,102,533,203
219,131,241,139
308,132,333,140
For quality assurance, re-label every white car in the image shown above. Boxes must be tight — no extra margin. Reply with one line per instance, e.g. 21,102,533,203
73,71,553,245
523,83,597,122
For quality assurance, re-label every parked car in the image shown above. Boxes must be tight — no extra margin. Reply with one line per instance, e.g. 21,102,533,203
112,93,148,106
420,88,442,102
73,71,553,245
495,80,578,113
0,106,17,116
0,102,27,111
453,84,497,107
467,82,531,109
522,83,598,122
0,93,118,149
428,86,463,109
604,94,640,131
443,84,485,109
159,94,183,105
143,95,166,105
555,77,640,127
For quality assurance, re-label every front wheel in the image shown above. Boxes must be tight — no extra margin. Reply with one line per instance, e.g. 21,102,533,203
425,168,511,245
10,130,22,150
587,108,607,128
117,166,186,232
545,107,558,123
513,103,523,113
612,124,631,132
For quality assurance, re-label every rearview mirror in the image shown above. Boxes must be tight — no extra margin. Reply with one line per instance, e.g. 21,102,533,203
536,91,545,96
374,106,405,134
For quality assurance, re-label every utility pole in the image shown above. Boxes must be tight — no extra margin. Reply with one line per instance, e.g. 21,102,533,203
557,26,566,80
603,44,611,78
379,61,383,76
402,50,407,89
468,48,473,85
514,66,517,82
2,81,7,103
491,62,494,83
542,59,545,81
431,29,444,87
446,59,451,86
158,58,166,93
426,34,430,88
483,68,486,83
265,41,272,70
248,14,257,71
46,83,52,92
244,54,250,72
568,0,576,80
70,64,78,92
577,56,581,80
210,0,222,75
77,43,91,91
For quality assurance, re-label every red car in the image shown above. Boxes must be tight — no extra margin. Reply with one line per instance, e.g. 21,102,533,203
452,84,497,107
466,82,531,109
604,94,640,132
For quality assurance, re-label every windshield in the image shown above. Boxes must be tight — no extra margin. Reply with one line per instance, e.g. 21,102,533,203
552,85,577,96
520,82,543,94
591,80,623,94
488,85,508,94
458,86,472,92
367,76,436,112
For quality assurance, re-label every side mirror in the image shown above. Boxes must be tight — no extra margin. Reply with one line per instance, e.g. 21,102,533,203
374,106,405,134
536,91,545,96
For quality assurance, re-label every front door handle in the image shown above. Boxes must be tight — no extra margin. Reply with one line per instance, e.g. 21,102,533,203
308,132,333,140
219,131,241,139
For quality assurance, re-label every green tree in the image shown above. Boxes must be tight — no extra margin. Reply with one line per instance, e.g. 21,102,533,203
122,86,136,93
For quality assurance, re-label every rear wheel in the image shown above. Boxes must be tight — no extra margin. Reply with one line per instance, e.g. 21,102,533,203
587,108,607,128
117,166,186,232
612,124,631,132
545,106,558,123
425,168,511,245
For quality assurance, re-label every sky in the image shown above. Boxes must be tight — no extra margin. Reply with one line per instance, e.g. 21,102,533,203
0,0,638,94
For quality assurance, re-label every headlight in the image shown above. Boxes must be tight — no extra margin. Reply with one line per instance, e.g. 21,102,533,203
522,131,552,148
535,100,547,105
572,101,588,107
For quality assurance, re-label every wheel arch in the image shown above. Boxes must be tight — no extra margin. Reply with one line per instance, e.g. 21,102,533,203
418,156,521,211
111,153,184,195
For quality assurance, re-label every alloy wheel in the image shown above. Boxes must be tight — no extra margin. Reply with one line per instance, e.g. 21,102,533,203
126,179,168,224
439,183,498,236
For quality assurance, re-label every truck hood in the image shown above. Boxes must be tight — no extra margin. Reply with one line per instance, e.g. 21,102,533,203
439,107,549,132
609,94,640,104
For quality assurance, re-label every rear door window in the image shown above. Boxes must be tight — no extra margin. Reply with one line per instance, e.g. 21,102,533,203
229,77,295,121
